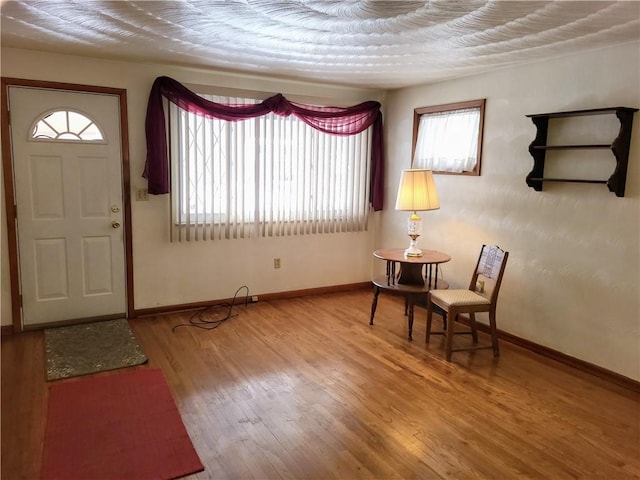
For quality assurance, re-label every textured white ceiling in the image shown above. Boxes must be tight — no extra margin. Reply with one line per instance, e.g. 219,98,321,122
1,0,638,89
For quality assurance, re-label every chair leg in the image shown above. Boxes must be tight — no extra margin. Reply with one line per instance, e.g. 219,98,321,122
426,295,433,343
369,287,379,326
469,313,479,343
488,310,500,356
445,307,456,361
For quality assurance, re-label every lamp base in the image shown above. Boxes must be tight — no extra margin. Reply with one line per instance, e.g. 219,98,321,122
404,238,423,257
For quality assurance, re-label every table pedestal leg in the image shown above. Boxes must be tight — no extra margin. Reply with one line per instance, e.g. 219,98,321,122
407,298,414,341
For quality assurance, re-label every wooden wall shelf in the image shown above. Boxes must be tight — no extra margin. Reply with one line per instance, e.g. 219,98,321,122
526,107,638,197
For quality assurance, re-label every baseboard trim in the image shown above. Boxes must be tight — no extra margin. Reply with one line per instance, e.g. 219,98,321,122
132,282,371,318
456,315,640,394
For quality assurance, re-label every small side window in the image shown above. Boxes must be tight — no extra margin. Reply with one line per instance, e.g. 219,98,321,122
30,109,105,143
412,99,485,176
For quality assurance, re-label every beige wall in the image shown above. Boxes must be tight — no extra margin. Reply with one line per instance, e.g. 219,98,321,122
381,42,640,380
1,47,383,322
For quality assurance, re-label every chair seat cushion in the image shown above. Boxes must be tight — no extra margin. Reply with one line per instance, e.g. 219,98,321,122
431,289,490,306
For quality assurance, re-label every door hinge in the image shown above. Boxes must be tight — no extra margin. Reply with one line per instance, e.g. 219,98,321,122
19,294,23,307
13,204,17,219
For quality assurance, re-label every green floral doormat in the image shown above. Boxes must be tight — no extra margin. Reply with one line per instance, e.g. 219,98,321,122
44,318,148,381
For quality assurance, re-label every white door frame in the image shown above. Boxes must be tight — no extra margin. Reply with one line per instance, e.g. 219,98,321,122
1,77,134,332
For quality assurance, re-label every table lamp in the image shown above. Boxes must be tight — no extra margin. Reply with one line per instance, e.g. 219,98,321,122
395,169,440,257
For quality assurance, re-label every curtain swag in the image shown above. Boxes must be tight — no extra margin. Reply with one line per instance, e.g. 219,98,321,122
143,76,385,210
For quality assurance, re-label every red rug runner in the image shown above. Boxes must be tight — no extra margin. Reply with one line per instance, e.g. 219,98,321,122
42,368,204,480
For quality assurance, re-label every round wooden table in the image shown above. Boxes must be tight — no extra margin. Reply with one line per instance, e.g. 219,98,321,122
370,248,450,340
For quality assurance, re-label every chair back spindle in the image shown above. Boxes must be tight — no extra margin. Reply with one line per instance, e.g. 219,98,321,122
469,245,508,303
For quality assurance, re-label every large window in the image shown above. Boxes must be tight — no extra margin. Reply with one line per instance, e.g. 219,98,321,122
168,94,372,241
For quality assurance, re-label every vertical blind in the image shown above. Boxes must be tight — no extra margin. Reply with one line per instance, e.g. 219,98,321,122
168,95,372,241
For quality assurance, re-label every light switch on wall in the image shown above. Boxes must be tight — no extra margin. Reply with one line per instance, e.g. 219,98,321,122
136,189,149,201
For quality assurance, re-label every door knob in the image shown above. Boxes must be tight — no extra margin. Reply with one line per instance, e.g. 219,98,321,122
111,221,121,229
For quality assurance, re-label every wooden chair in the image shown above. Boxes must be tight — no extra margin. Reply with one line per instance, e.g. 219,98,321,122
426,245,509,361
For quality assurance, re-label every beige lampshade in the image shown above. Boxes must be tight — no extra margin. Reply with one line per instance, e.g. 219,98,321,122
395,169,440,211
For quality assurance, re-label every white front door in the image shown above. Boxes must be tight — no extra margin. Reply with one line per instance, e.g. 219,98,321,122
8,86,126,327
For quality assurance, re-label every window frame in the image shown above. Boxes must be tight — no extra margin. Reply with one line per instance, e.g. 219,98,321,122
411,99,486,176
29,107,106,144
167,92,373,240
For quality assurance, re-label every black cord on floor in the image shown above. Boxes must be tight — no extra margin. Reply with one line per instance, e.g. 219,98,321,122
171,285,250,332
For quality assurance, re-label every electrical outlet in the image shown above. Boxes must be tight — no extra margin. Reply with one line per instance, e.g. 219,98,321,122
251,295,259,302
273,257,281,269
135,188,149,201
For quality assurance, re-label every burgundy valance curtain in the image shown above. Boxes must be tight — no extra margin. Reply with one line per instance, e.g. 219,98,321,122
143,76,384,210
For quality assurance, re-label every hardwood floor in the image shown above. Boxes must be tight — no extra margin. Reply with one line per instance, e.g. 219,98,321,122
2,289,639,479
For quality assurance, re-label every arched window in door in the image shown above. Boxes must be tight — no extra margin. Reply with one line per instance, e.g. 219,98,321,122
30,109,106,143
